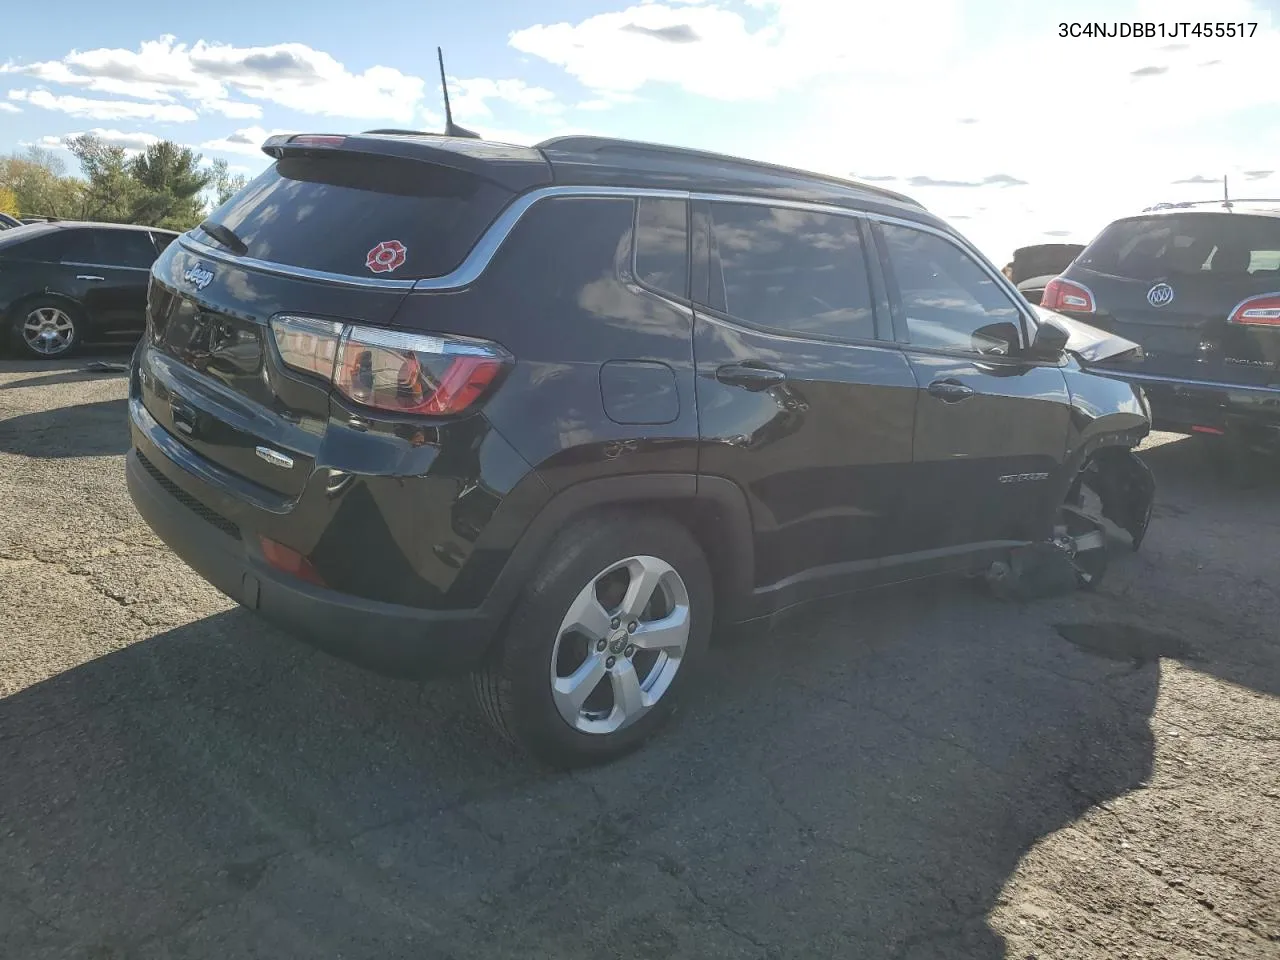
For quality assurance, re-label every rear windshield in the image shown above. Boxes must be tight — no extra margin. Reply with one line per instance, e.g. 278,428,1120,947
1078,213,1280,281
194,155,515,280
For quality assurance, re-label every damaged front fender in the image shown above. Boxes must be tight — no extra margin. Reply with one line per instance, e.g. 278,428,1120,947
1071,448,1155,550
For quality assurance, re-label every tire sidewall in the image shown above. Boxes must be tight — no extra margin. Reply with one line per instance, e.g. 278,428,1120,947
495,513,714,767
13,298,81,360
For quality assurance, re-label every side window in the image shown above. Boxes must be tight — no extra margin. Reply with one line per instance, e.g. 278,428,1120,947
63,229,158,268
108,231,161,268
3,232,65,262
880,223,1023,355
635,198,688,299
708,202,877,341
151,232,178,254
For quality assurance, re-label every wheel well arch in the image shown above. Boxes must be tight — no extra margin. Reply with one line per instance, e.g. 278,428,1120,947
484,474,755,628
5,290,86,328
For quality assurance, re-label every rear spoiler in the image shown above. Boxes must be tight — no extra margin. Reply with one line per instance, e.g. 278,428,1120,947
260,133,553,194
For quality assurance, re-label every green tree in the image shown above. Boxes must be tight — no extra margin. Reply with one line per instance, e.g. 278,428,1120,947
0,186,19,217
128,140,213,231
66,134,137,222
0,147,83,219
208,157,249,209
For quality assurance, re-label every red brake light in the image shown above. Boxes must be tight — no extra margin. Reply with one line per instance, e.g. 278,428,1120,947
271,317,511,417
1041,277,1095,314
290,135,346,147
1229,293,1280,326
259,536,327,587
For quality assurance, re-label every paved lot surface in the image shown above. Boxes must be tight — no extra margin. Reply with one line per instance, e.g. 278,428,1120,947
1,353,1278,960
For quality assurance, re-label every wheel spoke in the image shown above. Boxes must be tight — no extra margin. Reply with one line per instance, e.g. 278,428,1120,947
562,588,612,641
1072,530,1106,553
619,557,666,620
630,604,690,653
553,653,608,714
610,660,647,722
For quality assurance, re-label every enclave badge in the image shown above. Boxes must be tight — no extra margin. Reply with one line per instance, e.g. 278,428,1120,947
184,261,215,291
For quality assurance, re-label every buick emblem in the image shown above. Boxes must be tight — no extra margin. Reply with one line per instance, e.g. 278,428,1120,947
184,261,215,291
1146,282,1174,308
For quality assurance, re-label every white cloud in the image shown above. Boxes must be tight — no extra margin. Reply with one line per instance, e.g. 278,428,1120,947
0,101,19,113
204,98,262,119
509,0,960,100
200,125,295,157
448,77,561,122
3,36,426,123
8,88,197,122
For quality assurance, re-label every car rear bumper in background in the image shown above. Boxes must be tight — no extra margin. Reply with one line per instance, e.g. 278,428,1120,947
1092,370,1280,447
126,417,499,678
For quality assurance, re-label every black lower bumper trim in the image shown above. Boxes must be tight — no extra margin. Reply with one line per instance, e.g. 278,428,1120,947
126,446,497,678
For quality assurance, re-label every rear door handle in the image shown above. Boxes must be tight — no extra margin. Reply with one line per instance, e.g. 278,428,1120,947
77,275,105,282
716,363,787,391
927,378,974,402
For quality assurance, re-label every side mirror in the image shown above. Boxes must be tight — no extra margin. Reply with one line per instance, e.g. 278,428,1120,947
971,321,1021,357
1026,315,1070,361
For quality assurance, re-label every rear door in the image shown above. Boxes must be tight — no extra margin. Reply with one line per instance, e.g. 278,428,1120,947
61,228,157,332
874,219,1072,552
139,149,529,498
1065,212,1280,387
692,199,918,597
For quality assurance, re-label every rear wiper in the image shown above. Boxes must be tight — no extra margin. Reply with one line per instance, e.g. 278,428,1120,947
198,220,248,256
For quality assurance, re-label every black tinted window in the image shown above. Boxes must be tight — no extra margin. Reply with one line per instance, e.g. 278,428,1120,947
635,198,688,299
151,232,177,253
0,230,64,261
61,229,156,268
710,202,876,340
1079,213,1280,279
882,223,1022,354
197,156,514,279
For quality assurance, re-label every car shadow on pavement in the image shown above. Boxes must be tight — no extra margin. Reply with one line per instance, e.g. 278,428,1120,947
0,579,1168,960
0,398,129,458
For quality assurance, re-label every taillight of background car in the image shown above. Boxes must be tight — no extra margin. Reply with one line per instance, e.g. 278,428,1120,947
1228,293,1280,327
1040,277,1096,313
269,315,511,416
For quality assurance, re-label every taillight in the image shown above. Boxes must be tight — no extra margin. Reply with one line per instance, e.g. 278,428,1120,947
271,315,342,378
269,315,511,417
1229,293,1280,326
1041,277,1095,313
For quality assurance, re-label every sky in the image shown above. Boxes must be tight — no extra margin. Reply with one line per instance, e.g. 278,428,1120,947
2,0,1279,264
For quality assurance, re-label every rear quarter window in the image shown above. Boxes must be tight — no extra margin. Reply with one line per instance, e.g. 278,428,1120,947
196,156,515,280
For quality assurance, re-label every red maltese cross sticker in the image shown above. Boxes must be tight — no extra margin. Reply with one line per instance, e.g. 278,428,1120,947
366,239,407,274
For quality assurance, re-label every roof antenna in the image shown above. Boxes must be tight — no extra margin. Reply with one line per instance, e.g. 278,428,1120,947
438,47,479,139
1223,173,1233,211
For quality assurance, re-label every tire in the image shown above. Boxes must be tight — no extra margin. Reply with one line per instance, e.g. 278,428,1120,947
11,297,82,359
472,510,714,768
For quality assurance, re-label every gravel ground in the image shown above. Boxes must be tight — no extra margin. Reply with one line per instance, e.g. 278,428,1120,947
1,353,1278,960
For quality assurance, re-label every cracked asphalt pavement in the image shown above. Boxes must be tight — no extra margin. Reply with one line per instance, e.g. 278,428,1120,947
2,353,1278,960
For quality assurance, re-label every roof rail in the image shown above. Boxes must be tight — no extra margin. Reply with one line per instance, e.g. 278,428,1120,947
362,128,439,136
1143,198,1280,212
536,135,923,207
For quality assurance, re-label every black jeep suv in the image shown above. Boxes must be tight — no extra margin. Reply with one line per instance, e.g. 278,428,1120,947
1042,201,1280,456
126,132,1154,766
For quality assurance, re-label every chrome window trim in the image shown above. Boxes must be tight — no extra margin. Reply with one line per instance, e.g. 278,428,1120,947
61,260,151,272
173,183,987,301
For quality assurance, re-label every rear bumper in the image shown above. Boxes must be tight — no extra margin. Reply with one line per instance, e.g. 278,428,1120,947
126,409,499,678
1091,370,1280,445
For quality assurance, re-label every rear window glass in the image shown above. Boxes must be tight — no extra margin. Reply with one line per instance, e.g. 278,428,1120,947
195,156,515,280
1079,213,1280,280
0,229,64,260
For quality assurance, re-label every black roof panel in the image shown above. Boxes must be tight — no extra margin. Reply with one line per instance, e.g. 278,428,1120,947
537,135,931,220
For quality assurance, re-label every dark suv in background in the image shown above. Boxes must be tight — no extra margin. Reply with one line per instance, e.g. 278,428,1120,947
1042,201,1280,455
126,132,1155,766
0,221,178,358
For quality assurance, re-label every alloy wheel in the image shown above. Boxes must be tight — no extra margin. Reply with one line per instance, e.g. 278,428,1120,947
23,307,76,356
549,555,691,735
